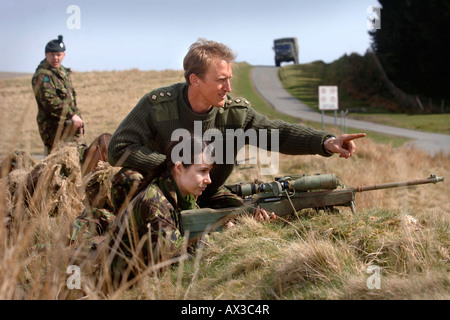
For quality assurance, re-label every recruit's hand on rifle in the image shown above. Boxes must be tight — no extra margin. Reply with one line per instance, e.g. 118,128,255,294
324,133,366,158
225,206,276,229
253,206,277,222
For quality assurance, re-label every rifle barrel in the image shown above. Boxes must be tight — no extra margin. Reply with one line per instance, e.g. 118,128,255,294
353,175,444,193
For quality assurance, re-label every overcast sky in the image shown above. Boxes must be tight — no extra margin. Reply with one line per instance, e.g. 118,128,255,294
0,0,380,73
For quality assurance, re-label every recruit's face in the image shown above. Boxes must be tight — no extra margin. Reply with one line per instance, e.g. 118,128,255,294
196,57,232,108
45,52,65,69
173,159,213,198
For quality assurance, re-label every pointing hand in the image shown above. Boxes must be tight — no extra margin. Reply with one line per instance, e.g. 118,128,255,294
324,133,366,158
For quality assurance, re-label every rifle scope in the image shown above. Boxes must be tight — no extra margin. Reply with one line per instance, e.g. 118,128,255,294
233,173,341,197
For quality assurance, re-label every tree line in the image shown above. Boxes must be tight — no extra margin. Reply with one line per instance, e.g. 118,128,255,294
370,0,450,103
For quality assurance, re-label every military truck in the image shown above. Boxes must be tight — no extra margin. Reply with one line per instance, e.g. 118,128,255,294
273,37,299,67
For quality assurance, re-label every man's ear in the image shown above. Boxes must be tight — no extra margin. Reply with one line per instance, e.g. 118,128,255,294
189,73,200,86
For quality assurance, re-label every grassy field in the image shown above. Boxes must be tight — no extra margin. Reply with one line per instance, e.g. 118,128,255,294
0,65,449,300
278,62,450,135
0,69,185,158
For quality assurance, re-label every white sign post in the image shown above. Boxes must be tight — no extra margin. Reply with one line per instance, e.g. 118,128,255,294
318,86,339,130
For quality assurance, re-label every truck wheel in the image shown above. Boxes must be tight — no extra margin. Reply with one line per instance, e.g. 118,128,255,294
275,60,280,67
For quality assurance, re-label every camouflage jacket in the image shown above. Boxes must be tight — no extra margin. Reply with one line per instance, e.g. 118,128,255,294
31,59,82,147
107,175,198,265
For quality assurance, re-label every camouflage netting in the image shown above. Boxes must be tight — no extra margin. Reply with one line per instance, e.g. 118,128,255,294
3,143,120,224
4,144,83,220
0,150,36,176
82,160,121,212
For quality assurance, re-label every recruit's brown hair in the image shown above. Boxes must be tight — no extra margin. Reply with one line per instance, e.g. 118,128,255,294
134,134,215,196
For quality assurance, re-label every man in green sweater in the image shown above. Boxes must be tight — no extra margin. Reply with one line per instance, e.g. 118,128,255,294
108,38,365,208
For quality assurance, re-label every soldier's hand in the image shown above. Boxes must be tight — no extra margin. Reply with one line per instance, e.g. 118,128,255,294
253,206,277,222
71,114,84,135
324,133,366,158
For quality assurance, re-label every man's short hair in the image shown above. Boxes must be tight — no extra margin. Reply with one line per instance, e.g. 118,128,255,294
183,38,236,84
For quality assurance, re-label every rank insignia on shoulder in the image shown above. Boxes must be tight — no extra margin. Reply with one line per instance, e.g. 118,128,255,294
148,87,177,104
225,97,250,107
43,76,50,82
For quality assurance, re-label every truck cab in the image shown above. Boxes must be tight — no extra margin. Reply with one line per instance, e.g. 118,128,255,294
273,37,299,67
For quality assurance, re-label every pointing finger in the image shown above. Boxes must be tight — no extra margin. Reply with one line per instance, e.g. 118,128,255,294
343,133,366,141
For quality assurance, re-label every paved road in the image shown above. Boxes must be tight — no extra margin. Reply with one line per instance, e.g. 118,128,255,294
251,66,450,156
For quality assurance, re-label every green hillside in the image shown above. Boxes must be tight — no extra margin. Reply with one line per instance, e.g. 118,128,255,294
278,54,450,134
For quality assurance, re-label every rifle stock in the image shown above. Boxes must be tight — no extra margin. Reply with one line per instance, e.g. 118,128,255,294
180,174,444,241
180,206,247,242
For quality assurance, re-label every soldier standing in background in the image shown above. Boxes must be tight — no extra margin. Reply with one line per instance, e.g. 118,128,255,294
32,35,85,155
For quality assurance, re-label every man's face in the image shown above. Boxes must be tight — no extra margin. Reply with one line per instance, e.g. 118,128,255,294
196,57,232,109
45,52,65,69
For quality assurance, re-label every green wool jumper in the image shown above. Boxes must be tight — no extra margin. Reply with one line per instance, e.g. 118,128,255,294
108,82,335,196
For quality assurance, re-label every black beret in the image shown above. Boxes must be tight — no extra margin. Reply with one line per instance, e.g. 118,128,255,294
45,35,66,53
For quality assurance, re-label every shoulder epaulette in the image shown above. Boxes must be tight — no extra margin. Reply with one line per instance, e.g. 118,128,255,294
224,96,251,109
147,85,179,105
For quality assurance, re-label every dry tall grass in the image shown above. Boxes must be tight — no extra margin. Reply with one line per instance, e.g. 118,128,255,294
0,70,448,300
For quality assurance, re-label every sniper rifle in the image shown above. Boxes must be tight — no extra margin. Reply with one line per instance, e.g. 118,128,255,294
180,174,444,241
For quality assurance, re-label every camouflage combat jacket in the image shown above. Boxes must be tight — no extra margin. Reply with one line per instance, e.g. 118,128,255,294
107,175,198,267
31,59,82,149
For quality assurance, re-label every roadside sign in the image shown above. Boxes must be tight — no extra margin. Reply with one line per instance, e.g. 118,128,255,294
319,86,339,110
